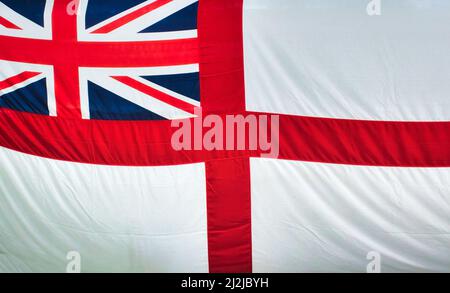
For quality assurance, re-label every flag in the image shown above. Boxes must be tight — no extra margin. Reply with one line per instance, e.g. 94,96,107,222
1,0,450,273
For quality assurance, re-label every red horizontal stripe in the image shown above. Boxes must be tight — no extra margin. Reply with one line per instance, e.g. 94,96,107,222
112,76,196,114
1,109,450,167
0,109,257,166
0,36,199,67
0,71,40,91
275,114,450,167
92,0,172,34
0,16,21,30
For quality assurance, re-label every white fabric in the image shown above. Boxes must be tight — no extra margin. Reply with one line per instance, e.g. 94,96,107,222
2,0,450,273
0,147,208,273
244,0,450,121
250,158,450,272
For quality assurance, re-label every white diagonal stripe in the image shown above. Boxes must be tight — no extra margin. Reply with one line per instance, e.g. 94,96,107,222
86,72,194,120
0,0,53,40
131,75,200,107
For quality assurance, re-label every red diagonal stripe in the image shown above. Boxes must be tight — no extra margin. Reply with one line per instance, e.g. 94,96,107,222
91,0,172,34
112,76,196,115
0,71,40,91
0,16,21,30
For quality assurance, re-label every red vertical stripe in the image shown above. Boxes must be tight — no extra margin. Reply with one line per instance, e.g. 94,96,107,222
199,0,252,272
198,0,246,115
52,1,81,119
205,158,252,273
